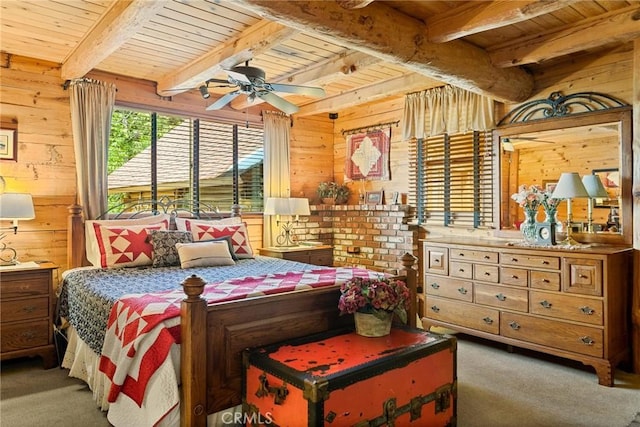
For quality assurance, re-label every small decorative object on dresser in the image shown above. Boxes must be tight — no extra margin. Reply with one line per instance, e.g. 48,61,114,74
534,221,556,245
338,276,410,337
243,327,456,426
0,262,58,368
365,190,383,205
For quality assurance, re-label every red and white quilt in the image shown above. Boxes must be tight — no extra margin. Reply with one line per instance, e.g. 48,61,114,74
98,267,383,423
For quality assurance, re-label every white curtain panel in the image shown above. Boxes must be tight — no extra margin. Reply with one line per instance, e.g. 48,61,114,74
262,111,291,247
402,85,495,139
69,79,117,220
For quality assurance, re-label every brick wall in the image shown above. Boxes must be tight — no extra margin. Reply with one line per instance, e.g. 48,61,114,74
294,204,416,274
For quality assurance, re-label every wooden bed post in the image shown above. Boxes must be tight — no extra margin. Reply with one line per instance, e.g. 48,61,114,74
401,252,418,329
67,204,85,269
181,275,208,427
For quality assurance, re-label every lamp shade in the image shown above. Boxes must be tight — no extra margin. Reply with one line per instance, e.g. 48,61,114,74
551,173,589,199
0,193,35,220
264,198,310,216
581,174,609,198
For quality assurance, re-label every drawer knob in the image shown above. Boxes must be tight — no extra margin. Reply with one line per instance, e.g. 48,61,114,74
484,255,490,259
458,253,465,257
511,275,518,279
495,293,507,301
580,306,595,315
21,331,36,340
580,336,595,346
458,268,465,273
542,260,549,265
23,305,37,313
482,317,493,325
430,282,440,289
509,321,520,330
430,305,440,313
511,258,518,262
539,300,552,309
484,271,491,276
434,259,440,264
579,274,588,279
457,287,468,295
542,279,550,283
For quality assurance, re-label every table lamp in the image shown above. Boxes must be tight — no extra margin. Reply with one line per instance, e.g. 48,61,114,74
551,173,589,245
264,197,310,247
0,192,35,264
581,174,609,233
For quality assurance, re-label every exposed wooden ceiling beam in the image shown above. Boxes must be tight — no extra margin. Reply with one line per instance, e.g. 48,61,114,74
230,50,382,110
336,0,376,9
61,0,169,80
490,4,640,67
156,20,297,96
233,0,534,103
427,0,572,43
295,72,442,117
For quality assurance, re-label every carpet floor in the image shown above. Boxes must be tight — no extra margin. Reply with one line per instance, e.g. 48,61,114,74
1,334,639,426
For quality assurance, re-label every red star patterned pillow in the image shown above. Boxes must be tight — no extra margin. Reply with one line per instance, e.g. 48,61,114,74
183,220,254,259
93,220,169,268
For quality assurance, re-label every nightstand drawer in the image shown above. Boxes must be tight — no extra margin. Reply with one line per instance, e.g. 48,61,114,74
1,297,49,322
0,271,50,299
0,319,51,352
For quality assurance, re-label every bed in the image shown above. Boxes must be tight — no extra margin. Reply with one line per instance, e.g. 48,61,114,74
60,200,418,426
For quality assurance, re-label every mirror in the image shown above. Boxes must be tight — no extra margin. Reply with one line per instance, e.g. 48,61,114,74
493,107,632,245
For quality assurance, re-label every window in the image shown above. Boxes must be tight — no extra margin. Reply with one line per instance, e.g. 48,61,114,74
409,131,494,228
108,108,264,212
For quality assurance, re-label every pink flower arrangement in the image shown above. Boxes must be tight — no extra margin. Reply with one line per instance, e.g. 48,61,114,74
511,184,543,210
338,276,410,324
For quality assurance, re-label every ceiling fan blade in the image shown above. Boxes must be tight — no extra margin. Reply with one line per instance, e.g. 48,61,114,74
206,78,231,85
266,83,325,97
256,91,299,114
226,69,252,85
206,91,241,110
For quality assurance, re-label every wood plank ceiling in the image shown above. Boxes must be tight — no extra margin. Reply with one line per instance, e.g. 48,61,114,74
1,0,638,118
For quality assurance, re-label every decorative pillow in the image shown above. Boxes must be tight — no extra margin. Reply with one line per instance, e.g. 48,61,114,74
85,214,171,267
176,241,235,268
92,221,169,268
183,221,254,259
210,235,240,261
149,230,193,268
174,216,241,232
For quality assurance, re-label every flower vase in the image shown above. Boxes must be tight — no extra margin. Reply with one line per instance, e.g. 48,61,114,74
354,311,392,337
544,208,563,232
521,207,538,243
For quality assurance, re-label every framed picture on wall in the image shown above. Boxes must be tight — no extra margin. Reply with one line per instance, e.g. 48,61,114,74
0,126,17,161
365,190,383,205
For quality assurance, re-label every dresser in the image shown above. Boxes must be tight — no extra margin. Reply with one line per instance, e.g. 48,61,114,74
0,262,58,368
421,238,632,386
258,245,333,266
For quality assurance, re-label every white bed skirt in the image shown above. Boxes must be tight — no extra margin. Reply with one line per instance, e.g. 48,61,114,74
61,326,241,426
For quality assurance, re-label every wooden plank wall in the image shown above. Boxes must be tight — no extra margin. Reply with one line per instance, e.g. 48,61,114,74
0,54,74,280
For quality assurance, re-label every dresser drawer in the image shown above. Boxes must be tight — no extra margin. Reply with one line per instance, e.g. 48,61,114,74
530,270,560,291
424,274,472,302
425,296,499,334
500,313,603,357
475,283,528,312
450,248,498,263
423,245,448,275
563,258,602,296
500,267,528,287
0,271,51,300
474,264,499,283
0,319,51,352
1,297,49,322
501,253,560,270
450,261,473,279
530,291,603,325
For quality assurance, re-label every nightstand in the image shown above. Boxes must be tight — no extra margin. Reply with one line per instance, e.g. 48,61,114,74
0,262,58,368
258,245,333,266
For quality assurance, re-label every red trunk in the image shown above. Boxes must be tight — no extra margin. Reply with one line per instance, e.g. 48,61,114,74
243,327,457,426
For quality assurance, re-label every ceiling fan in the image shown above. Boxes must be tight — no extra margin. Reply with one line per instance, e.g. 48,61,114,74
200,62,326,114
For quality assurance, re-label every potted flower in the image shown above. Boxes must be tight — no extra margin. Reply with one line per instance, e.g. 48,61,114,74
338,276,410,337
317,181,350,204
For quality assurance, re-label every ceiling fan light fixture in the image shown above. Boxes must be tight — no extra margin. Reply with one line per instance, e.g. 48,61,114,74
502,138,515,152
199,84,210,99
247,92,257,104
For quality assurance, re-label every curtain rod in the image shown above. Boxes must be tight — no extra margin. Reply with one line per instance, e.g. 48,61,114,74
341,120,399,136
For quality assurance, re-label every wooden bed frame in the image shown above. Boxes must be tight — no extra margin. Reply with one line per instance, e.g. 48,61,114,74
66,204,418,427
